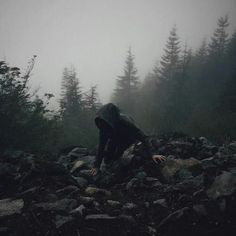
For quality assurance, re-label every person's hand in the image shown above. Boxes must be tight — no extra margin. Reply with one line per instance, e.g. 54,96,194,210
152,155,166,164
90,167,99,176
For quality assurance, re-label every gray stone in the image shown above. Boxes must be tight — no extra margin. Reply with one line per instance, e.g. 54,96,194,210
56,185,79,195
160,157,202,183
153,199,167,208
55,215,75,229
193,204,207,216
0,198,24,218
74,177,88,188
70,160,86,173
229,141,236,153
107,200,121,208
85,214,117,223
85,186,111,197
33,199,77,213
157,207,190,229
79,196,94,204
207,171,236,200
122,202,137,212
126,178,139,190
135,171,147,180
117,214,136,225
70,204,86,217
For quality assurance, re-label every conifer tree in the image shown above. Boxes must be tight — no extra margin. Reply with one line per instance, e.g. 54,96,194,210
158,26,181,81
60,66,83,145
60,66,82,118
208,15,229,59
113,47,140,113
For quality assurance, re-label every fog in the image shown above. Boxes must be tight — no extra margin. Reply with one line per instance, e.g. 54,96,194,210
0,0,236,105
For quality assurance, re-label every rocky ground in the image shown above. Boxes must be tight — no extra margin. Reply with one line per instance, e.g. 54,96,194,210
0,133,236,236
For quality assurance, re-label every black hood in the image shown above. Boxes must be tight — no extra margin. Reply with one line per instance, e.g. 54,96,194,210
95,103,120,129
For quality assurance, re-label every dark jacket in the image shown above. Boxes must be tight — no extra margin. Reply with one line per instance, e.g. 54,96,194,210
94,103,152,168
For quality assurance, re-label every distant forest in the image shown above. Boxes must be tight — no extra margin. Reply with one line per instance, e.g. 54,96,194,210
0,16,235,153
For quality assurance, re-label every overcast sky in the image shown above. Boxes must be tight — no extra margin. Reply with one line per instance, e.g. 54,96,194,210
0,0,236,106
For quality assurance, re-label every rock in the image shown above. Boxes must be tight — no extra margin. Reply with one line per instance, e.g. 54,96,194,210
70,204,86,217
56,185,79,195
193,204,207,216
74,177,88,188
0,198,24,218
0,227,9,233
157,207,191,230
68,147,88,159
153,198,167,208
19,186,40,197
107,200,121,208
174,174,204,193
174,168,193,181
0,163,16,176
201,157,217,170
85,214,117,222
55,215,75,229
117,214,136,225
145,177,159,182
229,141,236,153
126,177,139,190
33,199,77,213
77,169,93,179
160,157,202,183
43,193,58,202
70,160,86,173
192,189,206,200
207,171,236,200
135,171,147,180
199,137,208,145
147,226,157,236
152,199,169,220
85,186,111,197
122,202,137,212
79,196,94,204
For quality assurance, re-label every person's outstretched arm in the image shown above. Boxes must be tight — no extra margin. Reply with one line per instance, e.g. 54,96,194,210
135,128,166,164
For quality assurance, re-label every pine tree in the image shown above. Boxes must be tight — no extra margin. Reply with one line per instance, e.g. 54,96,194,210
83,85,100,111
180,43,192,78
158,26,181,81
113,47,140,112
60,66,82,118
195,38,208,64
60,66,83,145
208,15,229,59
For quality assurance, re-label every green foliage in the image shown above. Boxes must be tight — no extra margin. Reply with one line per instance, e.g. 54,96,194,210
0,60,60,152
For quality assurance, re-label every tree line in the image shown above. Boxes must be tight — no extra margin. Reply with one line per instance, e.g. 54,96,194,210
0,16,235,153
113,16,236,142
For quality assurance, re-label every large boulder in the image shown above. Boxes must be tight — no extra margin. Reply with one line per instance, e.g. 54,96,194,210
159,157,202,183
207,171,236,200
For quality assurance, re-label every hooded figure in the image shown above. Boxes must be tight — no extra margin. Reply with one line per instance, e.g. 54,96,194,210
92,103,155,174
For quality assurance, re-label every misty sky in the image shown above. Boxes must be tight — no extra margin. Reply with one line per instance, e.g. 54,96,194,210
0,0,236,106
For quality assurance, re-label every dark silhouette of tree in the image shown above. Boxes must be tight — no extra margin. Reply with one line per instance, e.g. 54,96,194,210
0,58,58,152
158,26,181,82
60,66,82,118
83,85,100,112
60,66,83,145
208,15,229,60
113,47,140,113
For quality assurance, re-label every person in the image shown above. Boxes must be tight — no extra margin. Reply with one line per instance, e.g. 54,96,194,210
90,103,165,176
